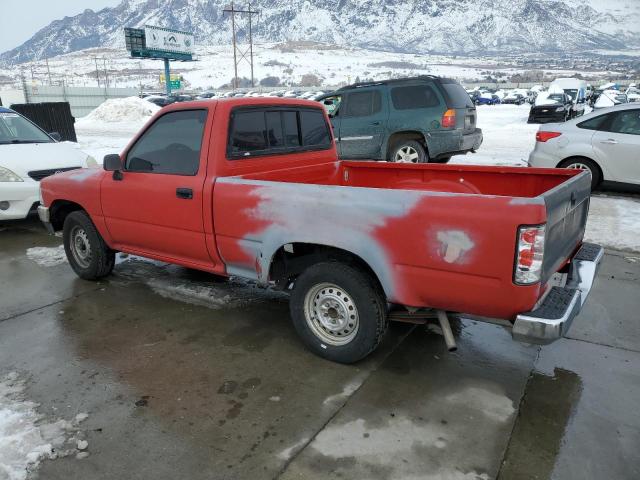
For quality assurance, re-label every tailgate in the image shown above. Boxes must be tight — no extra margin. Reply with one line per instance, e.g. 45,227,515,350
540,171,592,284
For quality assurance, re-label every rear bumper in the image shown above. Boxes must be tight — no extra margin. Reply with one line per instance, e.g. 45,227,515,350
431,128,483,159
512,243,604,344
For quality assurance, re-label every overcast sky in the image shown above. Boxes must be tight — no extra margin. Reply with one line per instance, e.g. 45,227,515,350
0,0,121,53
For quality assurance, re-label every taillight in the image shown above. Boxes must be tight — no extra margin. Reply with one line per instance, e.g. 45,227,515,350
515,225,546,285
442,109,456,128
536,131,562,142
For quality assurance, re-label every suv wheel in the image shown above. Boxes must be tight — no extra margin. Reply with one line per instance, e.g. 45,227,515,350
290,262,388,364
390,140,428,163
558,157,601,190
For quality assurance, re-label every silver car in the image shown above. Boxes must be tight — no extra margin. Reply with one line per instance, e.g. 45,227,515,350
528,104,640,190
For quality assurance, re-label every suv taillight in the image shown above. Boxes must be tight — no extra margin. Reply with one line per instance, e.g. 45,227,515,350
536,131,562,142
442,109,456,128
515,225,546,285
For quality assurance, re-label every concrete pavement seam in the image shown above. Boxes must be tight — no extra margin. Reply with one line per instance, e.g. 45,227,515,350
564,335,640,355
0,286,105,324
272,325,416,480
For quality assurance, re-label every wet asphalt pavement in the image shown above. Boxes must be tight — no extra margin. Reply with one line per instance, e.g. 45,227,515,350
1,218,639,480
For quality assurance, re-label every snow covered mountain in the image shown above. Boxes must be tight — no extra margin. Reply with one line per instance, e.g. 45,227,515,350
2,0,638,64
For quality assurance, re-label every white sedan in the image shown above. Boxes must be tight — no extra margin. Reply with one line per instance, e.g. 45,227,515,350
0,107,97,220
528,103,640,190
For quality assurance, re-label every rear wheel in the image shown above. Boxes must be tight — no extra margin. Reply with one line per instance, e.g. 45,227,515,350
289,262,388,364
558,157,601,190
63,211,115,280
389,139,427,163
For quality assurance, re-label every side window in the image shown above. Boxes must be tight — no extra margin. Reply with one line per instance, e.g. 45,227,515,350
228,108,330,158
230,111,267,153
345,90,382,117
321,95,342,117
391,85,440,110
577,114,610,131
300,109,331,147
126,110,207,175
606,110,640,135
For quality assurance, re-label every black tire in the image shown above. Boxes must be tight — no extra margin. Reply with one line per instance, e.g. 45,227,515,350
289,262,388,364
63,211,115,280
389,139,428,163
558,157,602,190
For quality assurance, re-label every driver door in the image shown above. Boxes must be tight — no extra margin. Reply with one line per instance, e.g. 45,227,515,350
100,109,214,267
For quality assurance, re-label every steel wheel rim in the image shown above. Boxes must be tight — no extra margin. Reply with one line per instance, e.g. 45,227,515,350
395,146,419,163
70,226,92,269
566,162,590,171
304,283,359,346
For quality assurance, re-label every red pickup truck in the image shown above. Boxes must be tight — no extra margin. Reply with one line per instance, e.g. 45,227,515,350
38,98,603,363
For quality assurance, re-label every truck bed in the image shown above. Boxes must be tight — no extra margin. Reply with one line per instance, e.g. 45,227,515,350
214,161,591,320
239,161,582,198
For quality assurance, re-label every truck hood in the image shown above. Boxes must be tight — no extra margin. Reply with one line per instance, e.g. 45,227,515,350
0,142,89,178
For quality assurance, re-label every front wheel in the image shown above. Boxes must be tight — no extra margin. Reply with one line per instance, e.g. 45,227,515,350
289,262,388,364
389,140,427,163
63,211,115,280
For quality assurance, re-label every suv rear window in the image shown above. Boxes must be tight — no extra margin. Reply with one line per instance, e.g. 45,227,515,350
440,83,474,108
391,85,440,110
229,107,331,158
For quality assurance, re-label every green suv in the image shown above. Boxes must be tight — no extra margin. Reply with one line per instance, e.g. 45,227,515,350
318,76,482,163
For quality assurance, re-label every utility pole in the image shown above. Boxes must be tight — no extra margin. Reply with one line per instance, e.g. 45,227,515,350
94,57,101,87
45,58,52,85
103,58,109,88
223,2,259,90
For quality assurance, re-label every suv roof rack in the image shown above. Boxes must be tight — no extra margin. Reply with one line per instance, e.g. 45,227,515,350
337,75,449,91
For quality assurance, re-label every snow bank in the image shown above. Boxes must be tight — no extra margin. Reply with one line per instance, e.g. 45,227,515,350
78,97,159,125
0,372,89,480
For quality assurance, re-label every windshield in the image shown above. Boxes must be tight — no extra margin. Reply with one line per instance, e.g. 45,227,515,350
547,94,565,103
0,112,52,144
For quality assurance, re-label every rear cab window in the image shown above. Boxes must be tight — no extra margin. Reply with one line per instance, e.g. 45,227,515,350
228,107,332,159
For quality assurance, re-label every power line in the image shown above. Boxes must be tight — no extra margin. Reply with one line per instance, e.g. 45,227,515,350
223,2,259,89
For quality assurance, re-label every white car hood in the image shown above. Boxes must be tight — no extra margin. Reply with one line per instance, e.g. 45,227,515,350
0,142,88,178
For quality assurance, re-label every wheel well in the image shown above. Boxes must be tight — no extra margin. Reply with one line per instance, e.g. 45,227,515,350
269,243,385,296
387,131,428,159
557,156,603,180
49,200,85,231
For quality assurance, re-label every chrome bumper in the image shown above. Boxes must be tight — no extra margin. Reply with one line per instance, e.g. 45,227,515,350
37,205,55,234
512,243,604,345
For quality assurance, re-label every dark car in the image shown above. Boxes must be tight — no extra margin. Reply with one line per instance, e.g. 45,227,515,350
502,93,526,105
528,93,573,123
475,93,501,106
145,96,174,107
317,76,482,163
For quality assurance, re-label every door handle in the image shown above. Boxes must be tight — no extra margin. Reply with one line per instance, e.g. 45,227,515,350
370,121,381,126
176,188,193,200
600,139,618,144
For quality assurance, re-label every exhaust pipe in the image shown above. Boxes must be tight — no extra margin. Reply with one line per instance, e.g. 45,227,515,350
436,310,457,352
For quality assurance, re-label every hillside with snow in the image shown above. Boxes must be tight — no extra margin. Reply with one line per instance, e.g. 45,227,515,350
1,0,639,64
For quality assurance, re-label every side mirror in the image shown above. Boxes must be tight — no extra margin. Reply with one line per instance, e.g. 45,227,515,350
49,132,62,142
103,154,122,171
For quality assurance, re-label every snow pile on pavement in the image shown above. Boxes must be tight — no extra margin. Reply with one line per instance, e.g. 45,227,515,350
0,372,89,480
585,196,640,253
26,245,67,267
78,97,159,125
